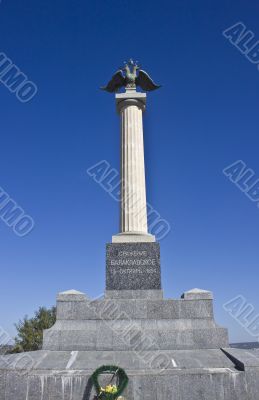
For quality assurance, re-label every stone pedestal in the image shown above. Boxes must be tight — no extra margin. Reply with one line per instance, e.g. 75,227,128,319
42,288,229,352
106,242,161,291
2,347,259,400
2,288,259,399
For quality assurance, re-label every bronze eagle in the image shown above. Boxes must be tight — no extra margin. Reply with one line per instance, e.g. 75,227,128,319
101,59,161,93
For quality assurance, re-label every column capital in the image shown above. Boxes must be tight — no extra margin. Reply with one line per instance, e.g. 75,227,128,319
116,91,146,114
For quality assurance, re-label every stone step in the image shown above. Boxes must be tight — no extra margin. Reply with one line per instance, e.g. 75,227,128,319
0,349,255,400
56,298,214,320
43,319,228,351
0,349,236,371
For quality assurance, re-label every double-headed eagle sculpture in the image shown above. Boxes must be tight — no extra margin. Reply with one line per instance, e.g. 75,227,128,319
101,59,161,93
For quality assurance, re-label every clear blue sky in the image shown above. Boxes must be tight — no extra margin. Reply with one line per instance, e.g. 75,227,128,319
0,0,258,343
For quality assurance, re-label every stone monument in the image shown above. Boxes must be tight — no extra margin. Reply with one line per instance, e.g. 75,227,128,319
1,60,259,399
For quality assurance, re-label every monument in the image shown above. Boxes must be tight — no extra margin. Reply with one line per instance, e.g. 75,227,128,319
1,60,259,399
105,59,161,294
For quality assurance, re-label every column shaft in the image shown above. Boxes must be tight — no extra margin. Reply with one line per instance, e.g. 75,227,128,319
120,103,147,233
112,91,155,243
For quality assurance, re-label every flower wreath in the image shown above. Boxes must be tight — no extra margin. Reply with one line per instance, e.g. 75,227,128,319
91,365,128,399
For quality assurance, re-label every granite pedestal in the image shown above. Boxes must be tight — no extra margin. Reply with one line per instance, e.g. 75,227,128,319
42,288,228,352
2,347,259,400
106,243,161,291
1,286,259,399
1,245,259,398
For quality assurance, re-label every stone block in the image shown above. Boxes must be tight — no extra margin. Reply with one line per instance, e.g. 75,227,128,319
26,375,43,400
222,347,259,369
154,327,229,350
181,288,213,300
71,351,107,370
146,300,164,319
113,351,142,370
106,242,161,290
56,297,214,322
135,375,158,400
43,330,61,350
57,290,87,302
96,323,114,350
0,370,5,398
156,375,180,400
35,351,71,370
59,330,97,351
105,289,163,299
192,327,229,349
221,370,248,400
2,349,259,399
162,300,181,318
245,368,259,399
5,371,28,400
179,371,225,400
56,301,76,320
179,299,213,319
112,232,155,243
134,299,148,318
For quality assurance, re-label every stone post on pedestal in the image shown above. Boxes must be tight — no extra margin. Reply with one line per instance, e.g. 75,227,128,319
102,60,162,295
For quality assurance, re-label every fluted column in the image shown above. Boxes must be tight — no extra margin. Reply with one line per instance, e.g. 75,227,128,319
112,90,155,243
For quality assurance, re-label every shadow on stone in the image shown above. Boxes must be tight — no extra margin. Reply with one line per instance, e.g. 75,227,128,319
82,377,95,400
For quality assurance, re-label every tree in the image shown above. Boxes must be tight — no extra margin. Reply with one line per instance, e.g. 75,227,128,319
11,306,56,353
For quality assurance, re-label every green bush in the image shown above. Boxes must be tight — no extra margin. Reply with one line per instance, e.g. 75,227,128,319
11,306,56,353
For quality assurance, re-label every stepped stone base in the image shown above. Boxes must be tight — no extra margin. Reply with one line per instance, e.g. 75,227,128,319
42,288,228,352
1,348,259,399
1,288,259,399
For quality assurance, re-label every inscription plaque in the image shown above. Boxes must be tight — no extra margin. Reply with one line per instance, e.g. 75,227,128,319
106,242,161,290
